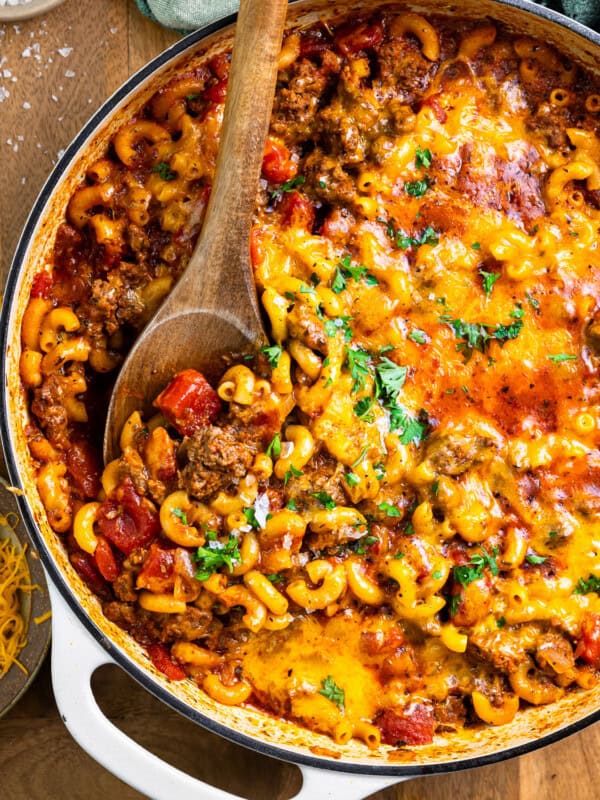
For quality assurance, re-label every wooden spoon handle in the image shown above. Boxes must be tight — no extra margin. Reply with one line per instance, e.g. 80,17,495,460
174,0,288,315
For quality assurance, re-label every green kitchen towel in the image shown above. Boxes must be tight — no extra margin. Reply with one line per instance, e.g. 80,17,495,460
135,0,600,32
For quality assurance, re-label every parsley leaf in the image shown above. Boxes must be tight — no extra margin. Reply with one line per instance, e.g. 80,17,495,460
525,553,547,565
526,291,540,310
266,573,284,583
378,501,402,517
344,472,360,487
172,507,188,525
547,353,577,363
375,357,407,401
194,536,241,581
354,395,374,422
283,465,303,486
324,316,353,341
152,161,176,181
242,507,261,530
312,491,336,510
415,146,432,169
452,546,499,587
497,616,506,628
319,676,345,710
408,329,427,345
388,405,427,445
331,267,347,294
270,175,305,201
404,178,429,197
480,269,500,299
266,433,282,459
471,242,481,250
441,305,524,361
574,574,600,595
345,347,371,393
262,344,283,367
285,498,298,511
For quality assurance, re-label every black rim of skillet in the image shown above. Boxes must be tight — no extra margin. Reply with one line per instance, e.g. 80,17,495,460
2,0,600,779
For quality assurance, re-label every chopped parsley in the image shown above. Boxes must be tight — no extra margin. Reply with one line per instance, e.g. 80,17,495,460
471,242,481,250
345,472,360,487
380,217,439,250
574,574,600,595
404,178,429,198
324,316,353,342
388,405,427,445
319,676,345,710
408,329,428,345
396,225,439,250
351,446,369,468
440,305,524,361
345,346,371,393
375,357,407,401
525,553,547,565
415,146,433,169
378,501,402,517
497,616,506,628
547,353,577,363
186,92,201,100
331,267,347,294
432,480,439,495
266,573,284,584
432,569,443,580
331,255,378,292
283,465,303,486
354,395,375,422
266,433,282,459
152,161,176,181
353,534,378,555
312,491,336,510
452,546,499,587
172,507,188,525
285,498,298,511
270,175,305,201
261,344,283,367
479,269,500,299
449,593,461,616
194,536,241,581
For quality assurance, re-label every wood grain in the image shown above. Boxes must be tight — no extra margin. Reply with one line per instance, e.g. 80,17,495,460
104,0,285,458
1,2,600,798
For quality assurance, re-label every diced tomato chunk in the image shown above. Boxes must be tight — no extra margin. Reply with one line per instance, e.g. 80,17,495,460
30,271,53,299
335,20,383,56
94,535,120,582
576,613,600,667
137,543,175,593
154,368,221,436
70,551,112,600
262,137,297,184
204,78,228,103
66,438,102,498
97,477,160,555
147,642,187,681
279,191,315,231
207,52,230,81
377,704,435,746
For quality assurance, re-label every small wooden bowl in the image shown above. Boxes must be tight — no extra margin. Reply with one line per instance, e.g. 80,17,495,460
0,478,51,719
0,0,65,22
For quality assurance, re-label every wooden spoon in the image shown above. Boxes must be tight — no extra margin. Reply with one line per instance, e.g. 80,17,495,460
103,0,288,462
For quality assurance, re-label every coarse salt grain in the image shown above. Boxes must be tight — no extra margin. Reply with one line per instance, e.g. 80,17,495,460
0,87,9,103
57,47,72,58
22,101,30,109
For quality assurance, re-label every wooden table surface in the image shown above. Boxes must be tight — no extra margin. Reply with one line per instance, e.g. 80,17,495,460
1,2,599,798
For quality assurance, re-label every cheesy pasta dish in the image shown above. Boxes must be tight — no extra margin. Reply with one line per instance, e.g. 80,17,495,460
19,11,600,748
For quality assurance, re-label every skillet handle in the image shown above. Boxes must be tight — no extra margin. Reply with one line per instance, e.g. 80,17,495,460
49,582,402,800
